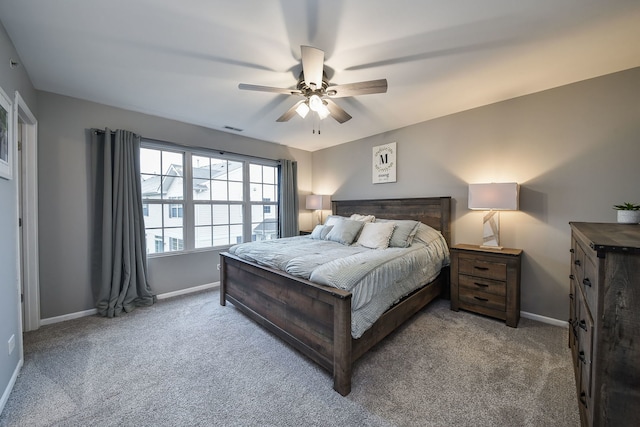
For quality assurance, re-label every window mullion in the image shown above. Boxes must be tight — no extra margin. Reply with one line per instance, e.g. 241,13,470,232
183,150,194,250
242,160,252,242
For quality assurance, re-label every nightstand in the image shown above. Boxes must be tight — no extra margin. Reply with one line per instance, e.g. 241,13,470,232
450,244,522,327
299,230,312,236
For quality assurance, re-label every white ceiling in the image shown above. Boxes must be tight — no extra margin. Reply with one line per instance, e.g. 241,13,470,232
2,0,639,152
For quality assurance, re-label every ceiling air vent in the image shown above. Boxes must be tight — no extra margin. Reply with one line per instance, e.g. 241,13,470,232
223,125,243,132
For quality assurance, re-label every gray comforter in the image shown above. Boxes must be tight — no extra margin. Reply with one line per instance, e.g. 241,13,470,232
228,227,450,338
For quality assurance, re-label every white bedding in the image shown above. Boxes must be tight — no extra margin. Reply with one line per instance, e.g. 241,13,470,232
228,223,450,338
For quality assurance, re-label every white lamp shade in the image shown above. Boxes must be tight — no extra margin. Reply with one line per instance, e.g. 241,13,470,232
468,183,519,211
306,195,331,210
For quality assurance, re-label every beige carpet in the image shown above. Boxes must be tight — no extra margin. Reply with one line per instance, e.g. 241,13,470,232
0,289,579,426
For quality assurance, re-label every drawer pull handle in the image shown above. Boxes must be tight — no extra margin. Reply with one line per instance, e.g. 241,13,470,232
474,266,489,271
474,282,489,288
578,319,587,331
579,392,588,408
569,274,575,280
569,293,574,300
570,248,575,253
574,260,581,266
582,278,591,287
473,296,489,302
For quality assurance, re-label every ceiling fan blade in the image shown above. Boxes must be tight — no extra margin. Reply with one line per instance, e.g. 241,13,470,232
326,79,388,98
238,83,302,96
301,45,325,90
324,99,352,124
276,100,306,122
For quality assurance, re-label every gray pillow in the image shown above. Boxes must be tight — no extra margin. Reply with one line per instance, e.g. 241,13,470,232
310,224,333,240
376,219,420,248
325,219,364,245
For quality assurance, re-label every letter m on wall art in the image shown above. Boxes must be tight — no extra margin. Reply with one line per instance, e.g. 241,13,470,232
372,142,396,184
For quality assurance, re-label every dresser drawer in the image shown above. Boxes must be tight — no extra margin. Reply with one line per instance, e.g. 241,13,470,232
582,253,599,313
458,255,507,281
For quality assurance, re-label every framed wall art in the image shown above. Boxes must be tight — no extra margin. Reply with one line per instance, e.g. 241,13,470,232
0,86,13,180
372,142,396,184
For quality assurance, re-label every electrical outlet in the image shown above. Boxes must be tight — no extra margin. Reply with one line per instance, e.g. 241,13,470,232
8,334,15,355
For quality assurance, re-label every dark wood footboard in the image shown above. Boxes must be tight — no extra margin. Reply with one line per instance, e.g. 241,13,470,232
220,196,451,395
220,251,355,395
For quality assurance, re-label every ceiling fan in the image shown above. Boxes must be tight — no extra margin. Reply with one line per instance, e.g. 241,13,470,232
238,46,388,124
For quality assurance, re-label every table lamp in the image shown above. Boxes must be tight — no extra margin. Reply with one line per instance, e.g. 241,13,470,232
306,194,331,225
468,183,519,249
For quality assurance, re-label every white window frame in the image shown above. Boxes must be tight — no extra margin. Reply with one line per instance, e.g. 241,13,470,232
141,140,279,257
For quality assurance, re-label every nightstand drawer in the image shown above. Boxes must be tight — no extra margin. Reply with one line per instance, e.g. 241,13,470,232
458,256,507,281
459,275,506,297
459,287,506,312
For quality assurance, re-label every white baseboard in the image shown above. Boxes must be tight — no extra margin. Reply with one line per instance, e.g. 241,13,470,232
156,282,219,300
521,310,568,328
40,308,98,326
40,282,220,326
0,358,23,416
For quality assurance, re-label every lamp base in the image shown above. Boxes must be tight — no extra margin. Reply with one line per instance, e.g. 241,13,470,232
482,211,502,248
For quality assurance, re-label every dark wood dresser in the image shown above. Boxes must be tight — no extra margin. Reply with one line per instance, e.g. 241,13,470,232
450,244,522,327
568,222,640,427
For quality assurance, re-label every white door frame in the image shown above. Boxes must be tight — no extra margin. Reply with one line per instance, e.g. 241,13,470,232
14,91,39,332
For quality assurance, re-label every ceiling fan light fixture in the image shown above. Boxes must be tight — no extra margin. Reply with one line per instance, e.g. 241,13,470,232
308,94,323,112
296,102,310,118
317,102,330,119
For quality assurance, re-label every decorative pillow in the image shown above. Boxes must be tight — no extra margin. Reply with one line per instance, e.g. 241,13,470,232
356,222,396,249
412,223,444,246
325,219,365,245
324,215,347,227
310,224,333,240
349,213,376,223
376,219,420,248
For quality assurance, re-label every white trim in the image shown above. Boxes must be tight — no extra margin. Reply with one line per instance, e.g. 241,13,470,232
156,282,219,300
40,283,220,325
0,358,23,416
40,308,98,326
14,91,39,332
521,310,568,328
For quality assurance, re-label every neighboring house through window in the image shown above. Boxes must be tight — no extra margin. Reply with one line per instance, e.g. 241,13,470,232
140,142,279,255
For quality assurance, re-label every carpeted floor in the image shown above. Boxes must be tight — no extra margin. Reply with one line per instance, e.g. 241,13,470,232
0,289,579,427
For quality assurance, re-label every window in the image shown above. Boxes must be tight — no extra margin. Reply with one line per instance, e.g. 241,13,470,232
140,142,279,255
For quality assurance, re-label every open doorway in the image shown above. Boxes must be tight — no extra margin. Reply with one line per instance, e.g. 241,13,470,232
14,92,39,332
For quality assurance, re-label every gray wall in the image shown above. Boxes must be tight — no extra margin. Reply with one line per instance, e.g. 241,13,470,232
36,91,313,319
0,21,37,412
312,67,640,321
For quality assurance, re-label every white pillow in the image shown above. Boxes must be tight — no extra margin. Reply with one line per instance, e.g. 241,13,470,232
324,215,346,227
357,222,396,250
350,213,376,223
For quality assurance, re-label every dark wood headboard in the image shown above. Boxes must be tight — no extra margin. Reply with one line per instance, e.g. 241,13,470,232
331,197,451,246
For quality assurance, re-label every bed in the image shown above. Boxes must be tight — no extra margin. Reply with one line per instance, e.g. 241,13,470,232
219,197,451,395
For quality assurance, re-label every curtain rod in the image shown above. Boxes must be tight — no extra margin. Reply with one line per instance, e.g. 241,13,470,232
91,128,282,164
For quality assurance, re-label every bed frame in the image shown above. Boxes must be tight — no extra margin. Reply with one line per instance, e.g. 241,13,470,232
220,196,451,395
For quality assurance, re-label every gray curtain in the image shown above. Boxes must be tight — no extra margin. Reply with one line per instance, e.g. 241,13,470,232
93,128,155,317
278,159,299,237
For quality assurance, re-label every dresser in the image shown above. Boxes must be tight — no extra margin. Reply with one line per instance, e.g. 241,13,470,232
450,244,522,327
568,222,640,427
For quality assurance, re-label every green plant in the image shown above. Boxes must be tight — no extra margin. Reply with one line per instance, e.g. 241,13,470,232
613,202,640,210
